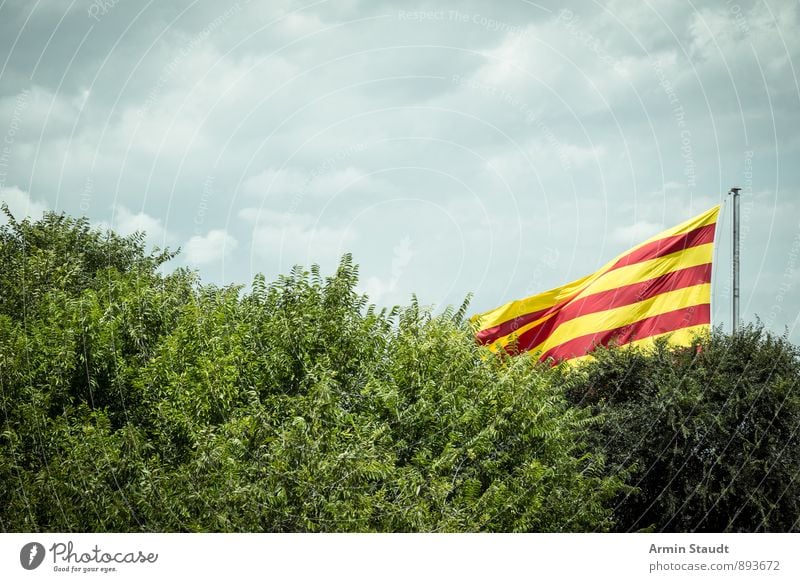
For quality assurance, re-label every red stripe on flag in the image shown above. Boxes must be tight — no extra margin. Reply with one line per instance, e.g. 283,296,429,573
539,303,711,363
609,223,716,271
476,305,552,345
503,263,711,354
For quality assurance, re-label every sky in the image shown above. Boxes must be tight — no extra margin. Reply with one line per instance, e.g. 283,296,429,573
0,0,798,342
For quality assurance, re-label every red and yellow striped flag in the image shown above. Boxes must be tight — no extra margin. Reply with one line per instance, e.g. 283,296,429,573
472,206,720,364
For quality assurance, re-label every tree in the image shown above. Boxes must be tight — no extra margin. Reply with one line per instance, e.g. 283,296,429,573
567,326,800,532
0,209,623,532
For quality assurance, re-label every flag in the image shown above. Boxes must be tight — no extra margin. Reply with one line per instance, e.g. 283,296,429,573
472,206,720,364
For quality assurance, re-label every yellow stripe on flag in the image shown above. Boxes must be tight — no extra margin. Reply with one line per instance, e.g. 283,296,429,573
566,324,710,365
572,243,713,299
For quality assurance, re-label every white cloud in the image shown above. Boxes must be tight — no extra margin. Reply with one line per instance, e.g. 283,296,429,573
360,236,415,303
468,12,651,117
242,168,305,199
311,167,371,198
561,143,605,167
243,166,373,201
240,208,355,270
0,186,48,224
184,229,238,265
610,220,664,245
95,205,176,251
113,206,167,240
526,140,606,171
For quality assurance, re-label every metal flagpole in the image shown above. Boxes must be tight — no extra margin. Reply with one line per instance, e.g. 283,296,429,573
730,187,741,333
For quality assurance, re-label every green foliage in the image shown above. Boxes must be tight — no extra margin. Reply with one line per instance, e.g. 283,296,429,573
0,209,621,532
567,327,800,532
3,209,797,532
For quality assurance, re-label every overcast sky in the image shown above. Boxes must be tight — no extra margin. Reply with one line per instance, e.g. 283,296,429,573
1,0,798,341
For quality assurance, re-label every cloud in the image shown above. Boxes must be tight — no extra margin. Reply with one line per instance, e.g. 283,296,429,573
95,206,176,251
113,206,168,240
242,169,305,200
360,236,415,303
239,208,356,272
184,229,238,265
610,220,664,245
1,0,798,340
0,186,48,224
242,166,375,202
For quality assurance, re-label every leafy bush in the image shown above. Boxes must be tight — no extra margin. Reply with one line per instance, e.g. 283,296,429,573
0,209,622,532
567,326,800,532
3,207,797,532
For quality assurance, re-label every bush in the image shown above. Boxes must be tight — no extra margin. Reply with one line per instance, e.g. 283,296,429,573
567,326,800,532
4,208,797,532
0,210,622,532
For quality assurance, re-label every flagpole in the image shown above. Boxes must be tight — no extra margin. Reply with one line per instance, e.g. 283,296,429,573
730,186,741,333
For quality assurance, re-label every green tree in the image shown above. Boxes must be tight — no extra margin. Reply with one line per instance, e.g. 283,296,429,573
567,326,800,532
0,209,623,532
